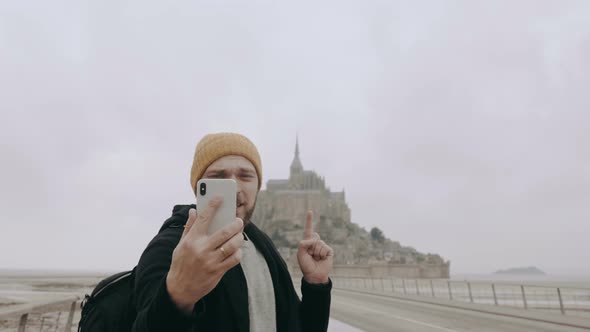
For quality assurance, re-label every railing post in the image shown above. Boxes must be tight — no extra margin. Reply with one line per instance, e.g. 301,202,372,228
416,279,420,295
40,316,46,331
448,280,453,300
364,278,367,289
467,282,474,303
64,300,77,331
381,278,385,290
521,285,528,310
402,279,407,294
54,311,62,332
430,280,435,297
492,284,498,306
391,278,395,292
18,313,28,332
557,288,565,315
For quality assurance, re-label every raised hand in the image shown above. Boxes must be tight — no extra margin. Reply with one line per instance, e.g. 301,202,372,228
297,210,333,284
166,197,244,314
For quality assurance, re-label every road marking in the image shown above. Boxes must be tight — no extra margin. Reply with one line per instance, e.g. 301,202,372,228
333,299,462,332
329,318,363,332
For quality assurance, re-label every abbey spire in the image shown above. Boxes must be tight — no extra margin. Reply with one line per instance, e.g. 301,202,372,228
290,135,303,176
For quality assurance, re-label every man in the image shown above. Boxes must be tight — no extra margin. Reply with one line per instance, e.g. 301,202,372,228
131,133,333,332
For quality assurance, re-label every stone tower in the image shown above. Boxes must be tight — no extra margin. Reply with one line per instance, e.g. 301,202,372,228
252,137,354,264
290,135,303,176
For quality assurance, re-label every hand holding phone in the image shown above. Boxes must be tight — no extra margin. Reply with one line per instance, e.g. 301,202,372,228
166,179,243,314
196,179,237,235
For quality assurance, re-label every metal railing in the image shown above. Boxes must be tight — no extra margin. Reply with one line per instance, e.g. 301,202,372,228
331,276,590,318
0,296,80,332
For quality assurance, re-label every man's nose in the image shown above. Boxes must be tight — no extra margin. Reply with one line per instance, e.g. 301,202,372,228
228,175,243,193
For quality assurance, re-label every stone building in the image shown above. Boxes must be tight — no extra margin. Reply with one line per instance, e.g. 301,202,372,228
252,137,355,265
252,138,450,278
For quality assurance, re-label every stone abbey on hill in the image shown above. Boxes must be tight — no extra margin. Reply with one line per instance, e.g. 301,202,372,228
252,138,450,278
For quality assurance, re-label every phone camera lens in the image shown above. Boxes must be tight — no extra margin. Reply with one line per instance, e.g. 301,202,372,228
200,183,207,196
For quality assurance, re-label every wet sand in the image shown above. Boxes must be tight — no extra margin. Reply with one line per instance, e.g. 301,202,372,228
0,272,107,332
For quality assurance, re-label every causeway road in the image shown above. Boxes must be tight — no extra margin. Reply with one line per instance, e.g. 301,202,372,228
330,288,590,332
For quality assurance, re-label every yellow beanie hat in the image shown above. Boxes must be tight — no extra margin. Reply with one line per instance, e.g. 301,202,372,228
190,133,263,193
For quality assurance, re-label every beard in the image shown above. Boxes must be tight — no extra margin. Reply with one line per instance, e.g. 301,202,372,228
241,196,257,225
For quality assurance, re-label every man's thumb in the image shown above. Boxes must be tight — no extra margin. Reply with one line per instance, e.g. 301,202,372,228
298,238,316,251
181,208,197,239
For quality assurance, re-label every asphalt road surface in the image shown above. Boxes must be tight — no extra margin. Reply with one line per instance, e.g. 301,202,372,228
330,288,590,332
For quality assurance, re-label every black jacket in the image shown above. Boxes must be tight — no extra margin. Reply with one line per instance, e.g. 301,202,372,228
131,204,331,332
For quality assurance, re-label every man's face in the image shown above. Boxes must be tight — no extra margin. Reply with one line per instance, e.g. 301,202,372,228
201,155,259,223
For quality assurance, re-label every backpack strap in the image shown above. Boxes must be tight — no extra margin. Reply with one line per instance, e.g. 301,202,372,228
157,204,196,233
91,270,135,298
81,268,136,311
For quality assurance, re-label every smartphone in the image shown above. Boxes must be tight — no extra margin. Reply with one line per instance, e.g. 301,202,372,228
196,178,237,235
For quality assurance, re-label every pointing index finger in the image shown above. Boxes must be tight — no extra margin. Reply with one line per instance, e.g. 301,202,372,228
304,210,313,239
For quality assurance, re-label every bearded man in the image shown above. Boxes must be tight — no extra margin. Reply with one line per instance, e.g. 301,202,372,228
131,133,333,332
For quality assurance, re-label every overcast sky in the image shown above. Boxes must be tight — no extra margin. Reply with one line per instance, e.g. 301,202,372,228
1,1,589,276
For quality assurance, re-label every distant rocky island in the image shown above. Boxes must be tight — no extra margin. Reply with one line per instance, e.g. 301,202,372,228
253,139,449,275
494,267,546,275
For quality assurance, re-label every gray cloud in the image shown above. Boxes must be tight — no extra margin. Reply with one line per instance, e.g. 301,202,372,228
1,1,589,275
